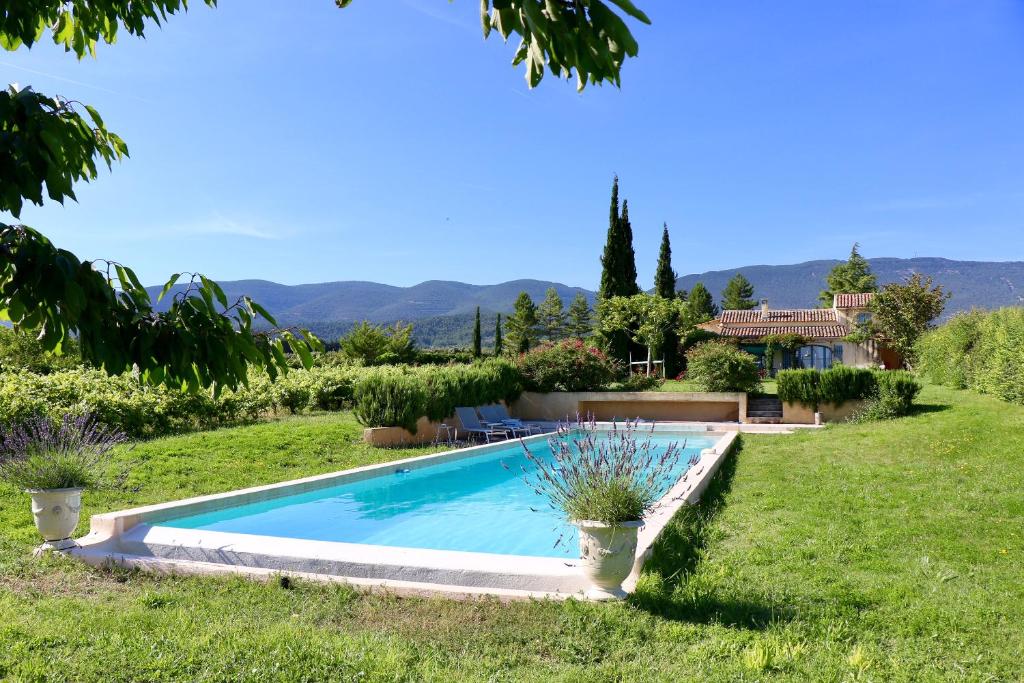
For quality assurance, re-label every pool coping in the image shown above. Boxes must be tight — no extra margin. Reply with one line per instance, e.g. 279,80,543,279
70,423,742,600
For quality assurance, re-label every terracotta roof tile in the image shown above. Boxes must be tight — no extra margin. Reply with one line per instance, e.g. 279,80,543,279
721,309,837,323
717,325,850,339
833,292,875,308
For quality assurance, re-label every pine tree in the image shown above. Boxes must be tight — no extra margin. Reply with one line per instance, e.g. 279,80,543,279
506,291,539,354
566,292,593,338
537,287,567,341
721,273,757,310
654,222,677,299
820,243,878,307
472,306,482,358
686,282,718,322
493,313,503,356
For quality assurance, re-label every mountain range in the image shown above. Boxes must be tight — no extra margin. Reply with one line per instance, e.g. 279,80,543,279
148,257,1024,347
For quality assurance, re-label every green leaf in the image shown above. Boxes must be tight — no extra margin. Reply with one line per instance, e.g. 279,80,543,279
159,273,181,302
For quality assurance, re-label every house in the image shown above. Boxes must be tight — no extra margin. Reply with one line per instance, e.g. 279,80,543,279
699,293,901,373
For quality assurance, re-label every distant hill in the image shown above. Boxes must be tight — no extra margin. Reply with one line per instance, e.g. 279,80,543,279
676,257,1024,314
147,257,1023,348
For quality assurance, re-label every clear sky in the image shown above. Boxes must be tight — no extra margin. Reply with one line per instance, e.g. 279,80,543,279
4,1,1024,289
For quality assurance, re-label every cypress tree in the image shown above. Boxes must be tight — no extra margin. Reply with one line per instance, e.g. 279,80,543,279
653,223,682,375
721,273,757,310
493,313,503,356
472,306,482,358
597,176,640,363
653,222,676,299
618,200,640,296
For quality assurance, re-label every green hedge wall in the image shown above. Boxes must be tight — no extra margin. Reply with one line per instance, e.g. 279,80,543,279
777,367,920,415
917,308,1024,405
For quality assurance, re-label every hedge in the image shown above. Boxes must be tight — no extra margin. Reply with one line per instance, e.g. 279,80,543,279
777,367,920,417
917,308,1024,405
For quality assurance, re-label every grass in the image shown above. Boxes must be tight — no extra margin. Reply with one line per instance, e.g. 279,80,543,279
660,378,778,395
2,386,1023,680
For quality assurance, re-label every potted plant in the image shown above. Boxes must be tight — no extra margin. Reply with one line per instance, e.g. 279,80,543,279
0,414,126,552
521,417,687,600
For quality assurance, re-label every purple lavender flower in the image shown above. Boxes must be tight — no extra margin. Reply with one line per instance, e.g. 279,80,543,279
0,413,127,491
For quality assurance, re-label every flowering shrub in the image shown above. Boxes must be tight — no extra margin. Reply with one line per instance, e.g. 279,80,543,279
684,341,761,393
517,340,621,392
519,417,695,527
0,413,126,490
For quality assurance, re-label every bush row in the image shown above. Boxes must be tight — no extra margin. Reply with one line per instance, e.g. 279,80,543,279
352,360,523,430
917,308,1024,405
777,367,921,417
0,360,525,437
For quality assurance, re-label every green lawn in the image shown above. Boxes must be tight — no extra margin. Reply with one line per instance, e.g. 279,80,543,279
660,378,777,395
2,385,1023,681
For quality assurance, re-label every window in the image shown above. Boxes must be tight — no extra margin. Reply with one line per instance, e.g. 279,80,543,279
795,345,833,370
856,312,872,325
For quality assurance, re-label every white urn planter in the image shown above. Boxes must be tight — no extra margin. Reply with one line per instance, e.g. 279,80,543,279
28,487,83,552
575,519,644,600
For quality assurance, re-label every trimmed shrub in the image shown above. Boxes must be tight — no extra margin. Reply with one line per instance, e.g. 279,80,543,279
919,307,1024,405
420,360,523,421
853,371,922,421
778,367,920,418
776,369,820,407
684,341,761,393
352,368,427,432
817,366,878,406
517,340,620,393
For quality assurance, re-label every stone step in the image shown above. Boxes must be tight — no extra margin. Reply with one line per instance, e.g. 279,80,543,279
746,416,784,424
747,410,783,418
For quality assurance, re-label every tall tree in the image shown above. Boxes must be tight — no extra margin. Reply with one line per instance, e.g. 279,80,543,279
493,314,503,357
471,306,482,358
820,243,878,307
869,274,950,368
537,288,567,341
505,292,539,354
653,223,677,299
721,273,757,310
566,292,593,339
686,282,719,322
597,177,640,363
0,1,647,392
618,200,640,297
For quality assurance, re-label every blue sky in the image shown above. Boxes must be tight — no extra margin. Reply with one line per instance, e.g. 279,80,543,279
4,1,1024,289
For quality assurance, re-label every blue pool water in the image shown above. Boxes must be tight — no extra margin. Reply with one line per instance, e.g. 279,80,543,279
156,432,712,558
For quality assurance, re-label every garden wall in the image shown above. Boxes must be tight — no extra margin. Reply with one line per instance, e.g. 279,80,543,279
511,391,747,423
782,400,867,424
363,416,454,447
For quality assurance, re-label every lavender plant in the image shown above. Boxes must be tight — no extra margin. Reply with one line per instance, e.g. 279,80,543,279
0,413,127,491
520,415,696,526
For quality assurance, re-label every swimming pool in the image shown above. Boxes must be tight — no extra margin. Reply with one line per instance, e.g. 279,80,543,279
72,425,738,599
152,432,714,558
